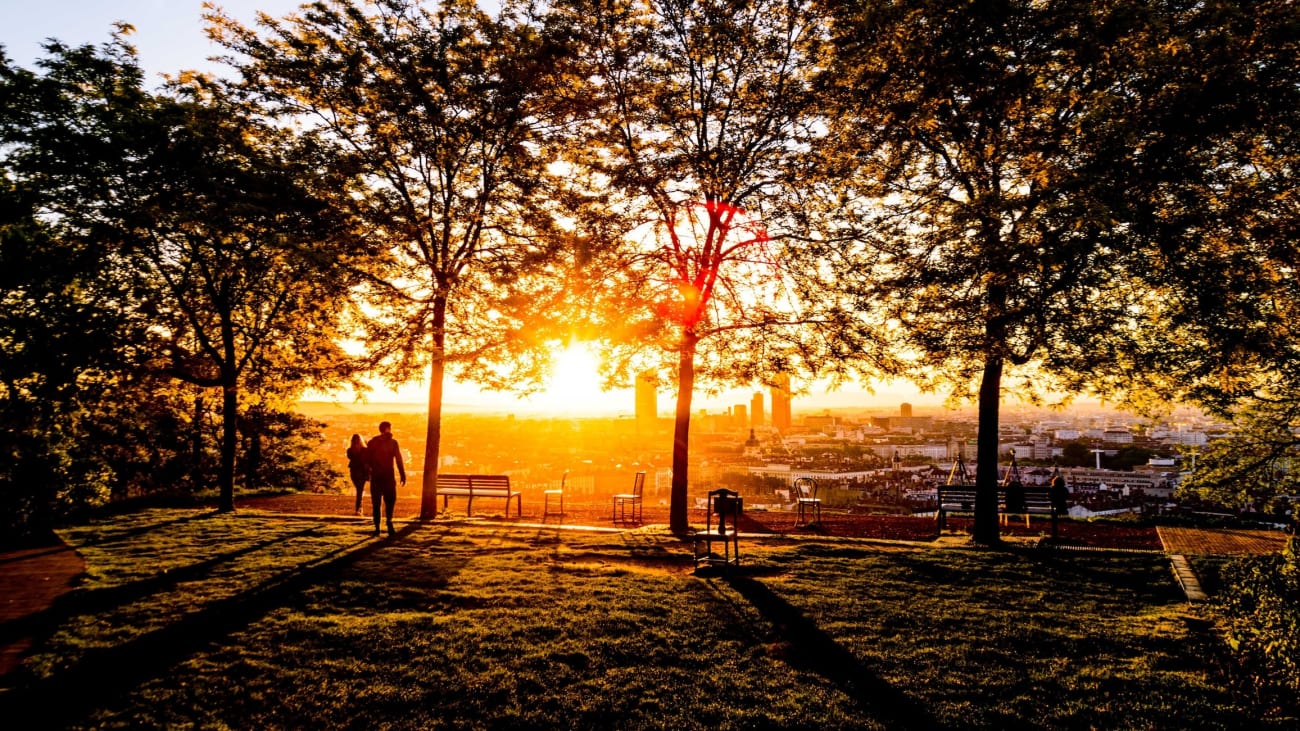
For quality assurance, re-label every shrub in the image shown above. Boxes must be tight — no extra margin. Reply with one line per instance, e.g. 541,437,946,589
1214,534,1300,719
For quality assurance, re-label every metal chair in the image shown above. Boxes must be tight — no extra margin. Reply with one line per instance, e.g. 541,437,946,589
544,471,566,519
694,488,742,570
612,471,645,523
794,477,821,526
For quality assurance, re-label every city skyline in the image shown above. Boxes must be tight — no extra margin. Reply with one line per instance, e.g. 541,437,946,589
305,371,1113,419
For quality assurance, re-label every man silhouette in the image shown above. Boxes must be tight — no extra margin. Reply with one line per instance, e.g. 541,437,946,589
367,421,406,537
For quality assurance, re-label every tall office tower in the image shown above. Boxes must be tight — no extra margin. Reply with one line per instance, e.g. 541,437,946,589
771,374,792,432
733,404,747,430
750,392,765,427
900,402,913,418
635,371,657,428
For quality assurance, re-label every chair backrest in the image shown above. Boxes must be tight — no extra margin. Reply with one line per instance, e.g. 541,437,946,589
793,477,817,499
708,488,741,519
632,471,646,497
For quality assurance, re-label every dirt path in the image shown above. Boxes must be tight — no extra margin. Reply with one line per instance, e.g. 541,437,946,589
0,537,85,678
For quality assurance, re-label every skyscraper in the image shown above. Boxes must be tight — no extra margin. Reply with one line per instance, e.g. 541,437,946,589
771,374,792,432
733,404,748,430
750,392,765,427
635,371,657,428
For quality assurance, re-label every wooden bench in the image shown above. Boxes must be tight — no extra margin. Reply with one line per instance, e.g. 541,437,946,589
936,484,1062,538
436,473,521,517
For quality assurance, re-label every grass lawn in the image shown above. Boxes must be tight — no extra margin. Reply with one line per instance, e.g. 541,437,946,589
0,509,1264,730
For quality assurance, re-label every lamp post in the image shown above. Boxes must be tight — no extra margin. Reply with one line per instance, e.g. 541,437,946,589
892,450,902,503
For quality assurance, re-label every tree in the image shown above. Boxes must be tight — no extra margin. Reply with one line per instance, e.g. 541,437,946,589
209,0,581,519
124,86,361,512
1,36,160,533
1114,0,1300,415
1059,442,1094,469
813,0,1159,542
811,0,1299,543
239,406,341,493
1177,386,1300,523
3,31,361,514
1140,0,1300,527
559,0,858,533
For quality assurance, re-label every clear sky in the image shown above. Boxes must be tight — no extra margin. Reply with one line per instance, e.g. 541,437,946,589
1,1,942,415
0,1,305,81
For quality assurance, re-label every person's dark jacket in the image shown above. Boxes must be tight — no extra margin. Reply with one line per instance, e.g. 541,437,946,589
367,433,405,487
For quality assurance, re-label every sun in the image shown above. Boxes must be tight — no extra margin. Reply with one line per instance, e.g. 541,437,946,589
532,343,612,413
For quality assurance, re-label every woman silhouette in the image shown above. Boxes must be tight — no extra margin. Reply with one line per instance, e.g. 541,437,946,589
346,434,369,516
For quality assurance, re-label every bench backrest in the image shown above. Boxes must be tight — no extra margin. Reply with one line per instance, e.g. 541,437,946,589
937,485,979,508
437,473,474,491
1020,487,1054,511
436,473,512,493
937,484,1055,513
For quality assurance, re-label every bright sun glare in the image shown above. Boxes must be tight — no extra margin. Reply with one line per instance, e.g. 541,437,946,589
530,343,612,413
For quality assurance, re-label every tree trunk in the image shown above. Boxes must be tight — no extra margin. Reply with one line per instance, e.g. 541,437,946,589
420,295,449,521
191,395,205,491
669,333,698,534
217,381,238,513
973,355,1003,544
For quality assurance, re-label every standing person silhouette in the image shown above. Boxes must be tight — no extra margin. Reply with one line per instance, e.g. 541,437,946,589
366,421,405,537
346,434,369,516
1049,469,1069,516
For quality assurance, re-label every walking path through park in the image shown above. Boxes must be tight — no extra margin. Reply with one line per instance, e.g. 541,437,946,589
0,536,85,678
0,494,1291,679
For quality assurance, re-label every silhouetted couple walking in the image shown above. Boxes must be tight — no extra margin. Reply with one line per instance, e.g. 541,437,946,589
347,421,406,537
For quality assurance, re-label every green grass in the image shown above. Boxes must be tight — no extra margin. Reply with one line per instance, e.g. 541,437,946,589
1,509,1268,730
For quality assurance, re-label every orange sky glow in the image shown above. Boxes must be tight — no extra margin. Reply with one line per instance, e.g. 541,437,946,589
308,344,945,417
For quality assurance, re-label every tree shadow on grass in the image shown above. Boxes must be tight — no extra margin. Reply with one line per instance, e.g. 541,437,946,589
0,523,433,726
0,525,326,667
723,574,939,731
67,509,224,547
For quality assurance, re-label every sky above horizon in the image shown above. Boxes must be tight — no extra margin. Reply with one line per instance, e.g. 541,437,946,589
1,1,306,82
1,1,944,415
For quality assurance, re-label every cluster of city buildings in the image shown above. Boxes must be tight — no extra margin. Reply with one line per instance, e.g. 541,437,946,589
633,377,1225,517
305,378,1230,520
